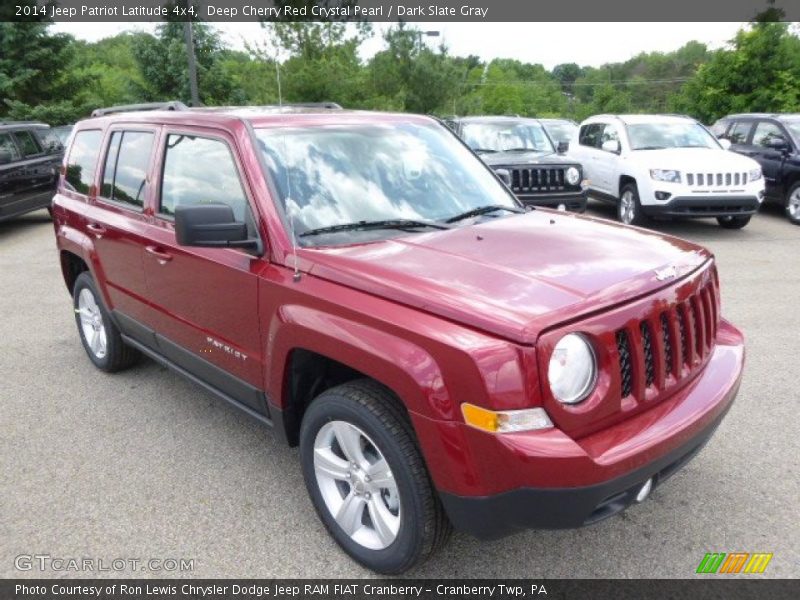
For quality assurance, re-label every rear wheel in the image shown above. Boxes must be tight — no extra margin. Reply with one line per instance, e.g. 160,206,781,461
73,272,140,372
618,183,647,226
299,380,450,574
786,183,800,225
716,215,751,229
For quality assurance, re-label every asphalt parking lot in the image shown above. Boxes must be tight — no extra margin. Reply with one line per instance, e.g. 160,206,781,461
2,201,799,579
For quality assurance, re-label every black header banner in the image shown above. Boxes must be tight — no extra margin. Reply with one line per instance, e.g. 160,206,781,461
4,579,800,600
5,0,800,22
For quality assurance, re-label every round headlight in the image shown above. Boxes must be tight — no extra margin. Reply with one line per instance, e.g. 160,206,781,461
566,166,581,186
548,333,596,404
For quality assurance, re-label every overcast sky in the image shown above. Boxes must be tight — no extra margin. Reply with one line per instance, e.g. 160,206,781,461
53,22,748,69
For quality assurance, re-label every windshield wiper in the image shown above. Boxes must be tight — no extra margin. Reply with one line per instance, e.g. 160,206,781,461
503,147,541,152
299,219,450,238
446,204,525,223
472,148,498,154
634,145,667,150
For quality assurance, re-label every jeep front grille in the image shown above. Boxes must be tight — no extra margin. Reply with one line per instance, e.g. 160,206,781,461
615,281,719,398
505,166,580,194
686,171,749,189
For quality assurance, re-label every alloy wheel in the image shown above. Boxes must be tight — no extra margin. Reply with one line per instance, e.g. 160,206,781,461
789,189,800,222
313,420,401,550
620,190,636,224
77,288,107,359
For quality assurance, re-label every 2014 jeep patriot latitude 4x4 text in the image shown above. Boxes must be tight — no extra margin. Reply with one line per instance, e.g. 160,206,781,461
53,105,744,574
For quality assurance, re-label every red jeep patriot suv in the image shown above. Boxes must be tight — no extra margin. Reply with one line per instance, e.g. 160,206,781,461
52,103,744,574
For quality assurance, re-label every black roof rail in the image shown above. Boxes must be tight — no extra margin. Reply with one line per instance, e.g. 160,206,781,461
0,120,47,127
91,101,189,118
277,102,342,109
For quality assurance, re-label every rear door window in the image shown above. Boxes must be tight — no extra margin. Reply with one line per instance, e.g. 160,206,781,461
726,121,753,145
101,130,155,209
12,130,42,157
579,123,603,148
65,130,103,194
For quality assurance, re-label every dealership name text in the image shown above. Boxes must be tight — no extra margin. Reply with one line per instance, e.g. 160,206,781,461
16,584,547,597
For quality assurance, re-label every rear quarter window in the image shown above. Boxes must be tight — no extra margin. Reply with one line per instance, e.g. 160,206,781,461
65,130,103,194
0,132,21,163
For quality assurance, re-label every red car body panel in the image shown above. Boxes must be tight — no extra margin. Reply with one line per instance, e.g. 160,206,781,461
52,109,745,532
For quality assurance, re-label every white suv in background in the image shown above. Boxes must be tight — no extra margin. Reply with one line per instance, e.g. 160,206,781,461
572,114,765,229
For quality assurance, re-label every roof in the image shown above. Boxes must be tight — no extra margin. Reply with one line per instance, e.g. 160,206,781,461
76,106,436,130
590,114,697,124
723,113,800,120
451,115,537,124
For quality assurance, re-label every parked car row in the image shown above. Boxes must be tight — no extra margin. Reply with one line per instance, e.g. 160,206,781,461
49,101,746,574
444,112,799,229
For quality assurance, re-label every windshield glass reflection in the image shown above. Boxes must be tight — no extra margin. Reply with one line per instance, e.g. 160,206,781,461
255,122,517,246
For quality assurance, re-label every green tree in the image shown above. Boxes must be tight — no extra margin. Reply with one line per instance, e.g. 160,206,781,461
673,22,800,121
0,21,78,123
368,23,463,114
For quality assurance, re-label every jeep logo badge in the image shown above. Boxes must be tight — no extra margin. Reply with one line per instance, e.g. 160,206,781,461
655,265,678,281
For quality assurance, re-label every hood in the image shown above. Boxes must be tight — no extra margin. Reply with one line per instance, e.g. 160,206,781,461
300,211,711,345
479,150,577,167
627,147,760,171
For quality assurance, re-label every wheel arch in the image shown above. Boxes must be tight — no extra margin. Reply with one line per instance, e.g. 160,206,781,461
267,305,452,446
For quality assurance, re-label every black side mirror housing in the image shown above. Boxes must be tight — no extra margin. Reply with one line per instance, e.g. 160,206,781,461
557,141,569,154
174,204,260,251
494,168,512,187
0,149,14,165
765,136,790,153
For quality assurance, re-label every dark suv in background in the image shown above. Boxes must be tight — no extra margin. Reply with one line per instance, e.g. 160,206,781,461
712,113,800,225
446,116,588,211
0,121,63,222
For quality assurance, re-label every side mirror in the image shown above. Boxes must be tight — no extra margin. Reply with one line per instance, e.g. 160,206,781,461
718,138,732,150
0,149,14,165
174,204,260,251
765,136,789,152
601,139,621,154
557,141,569,154
494,168,512,187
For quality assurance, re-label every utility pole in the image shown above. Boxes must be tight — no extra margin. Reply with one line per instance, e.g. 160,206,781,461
184,0,200,106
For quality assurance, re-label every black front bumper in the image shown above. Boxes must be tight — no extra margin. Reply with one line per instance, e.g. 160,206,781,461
642,195,760,218
517,190,587,212
438,406,729,540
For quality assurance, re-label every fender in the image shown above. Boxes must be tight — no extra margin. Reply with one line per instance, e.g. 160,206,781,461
56,218,114,309
267,304,452,421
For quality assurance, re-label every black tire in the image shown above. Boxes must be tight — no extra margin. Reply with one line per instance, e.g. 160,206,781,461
299,379,451,574
785,182,800,225
72,272,140,372
618,183,648,226
716,215,751,229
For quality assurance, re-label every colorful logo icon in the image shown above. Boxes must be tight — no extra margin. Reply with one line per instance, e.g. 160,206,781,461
696,552,773,574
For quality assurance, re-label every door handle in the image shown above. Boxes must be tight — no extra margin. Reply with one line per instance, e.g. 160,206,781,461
145,245,173,263
86,223,106,237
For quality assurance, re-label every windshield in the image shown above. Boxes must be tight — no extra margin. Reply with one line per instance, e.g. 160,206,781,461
255,122,518,246
627,121,720,150
542,121,577,144
461,120,555,153
783,119,800,144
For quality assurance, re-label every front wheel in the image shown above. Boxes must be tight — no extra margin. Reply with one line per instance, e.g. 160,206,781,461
299,380,451,574
786,183,800,225
618,183,648,226
716,215,751,229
